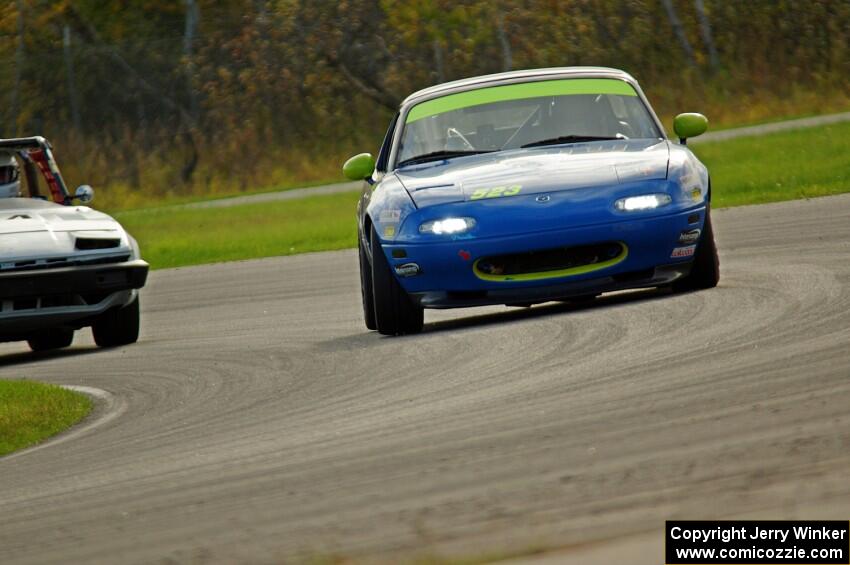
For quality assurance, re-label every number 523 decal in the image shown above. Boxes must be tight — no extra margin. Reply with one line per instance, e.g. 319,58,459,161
470,185,522,200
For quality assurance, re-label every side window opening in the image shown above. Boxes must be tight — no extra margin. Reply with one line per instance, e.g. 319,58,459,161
376,113,399,173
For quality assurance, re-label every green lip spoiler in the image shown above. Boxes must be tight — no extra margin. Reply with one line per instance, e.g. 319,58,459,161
473,243,629,282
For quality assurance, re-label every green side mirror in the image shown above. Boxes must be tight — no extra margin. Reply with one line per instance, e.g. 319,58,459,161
342,153,376,180
673,113,708,144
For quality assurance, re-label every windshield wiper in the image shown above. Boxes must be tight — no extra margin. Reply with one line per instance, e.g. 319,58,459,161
521,135,620,149
397,150,494,168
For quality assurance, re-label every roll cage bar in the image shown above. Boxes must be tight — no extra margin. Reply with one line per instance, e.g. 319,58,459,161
0,136,73,205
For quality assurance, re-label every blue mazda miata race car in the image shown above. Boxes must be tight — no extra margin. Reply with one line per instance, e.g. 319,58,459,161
344,67,719,335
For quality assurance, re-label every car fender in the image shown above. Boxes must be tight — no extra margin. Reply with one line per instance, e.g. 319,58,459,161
364,173,417,246
667,142,709,205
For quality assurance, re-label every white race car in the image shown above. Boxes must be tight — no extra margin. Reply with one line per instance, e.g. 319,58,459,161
0,137,148,351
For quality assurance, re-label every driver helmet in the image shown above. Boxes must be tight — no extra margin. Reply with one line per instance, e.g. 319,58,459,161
0,153,21,198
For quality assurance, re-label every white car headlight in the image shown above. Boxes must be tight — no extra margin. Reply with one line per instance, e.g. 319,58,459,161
614,194,672,212
419,217,476,235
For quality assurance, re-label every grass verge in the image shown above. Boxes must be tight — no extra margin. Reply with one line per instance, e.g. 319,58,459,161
118,121,850,270
692,121,850,207
97,177,349,213
0,381,92,457
116,190,360,270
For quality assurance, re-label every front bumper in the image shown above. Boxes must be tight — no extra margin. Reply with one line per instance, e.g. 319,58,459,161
0,259,148,336
383,207,704,307
0,259,148,300
411,262,691,308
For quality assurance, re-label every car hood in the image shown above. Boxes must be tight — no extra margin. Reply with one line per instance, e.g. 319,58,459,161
395,139,670,208
0,198,127,262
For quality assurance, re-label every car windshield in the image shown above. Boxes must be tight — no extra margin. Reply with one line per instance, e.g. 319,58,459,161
397,78,662,166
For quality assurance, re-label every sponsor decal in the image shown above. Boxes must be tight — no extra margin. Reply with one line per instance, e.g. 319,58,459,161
678,229,701,244
671,245,696,258
535,194,551,203
470,184,522,200
383,225,396,237
405,78,638,123
394,263,420,277
458,249,471,261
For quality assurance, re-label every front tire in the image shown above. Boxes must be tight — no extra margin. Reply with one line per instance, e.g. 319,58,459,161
92,297,141,347
673,205,720,292
370,225,423,335
359,238,377,330
27,328,74,352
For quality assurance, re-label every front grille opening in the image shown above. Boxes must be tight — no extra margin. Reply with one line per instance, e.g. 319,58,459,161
76,238,121,250
41,295,78,308
0,254,130,273
13,298,37,310
2,294,87,313
476,242,625,277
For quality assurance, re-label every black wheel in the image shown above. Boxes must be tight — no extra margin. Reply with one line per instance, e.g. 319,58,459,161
359,238,377,330
672,205,720,292
92,297,141,347
27,328,74,352
370,225,424,336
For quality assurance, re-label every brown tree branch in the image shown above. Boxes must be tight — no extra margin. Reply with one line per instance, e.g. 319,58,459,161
327,55,400,111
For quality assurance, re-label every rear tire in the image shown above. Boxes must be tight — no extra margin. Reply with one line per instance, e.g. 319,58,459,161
92,297,140,347
359,238,377,330
672,205,720,292
370,225,423,335
27,328,74,352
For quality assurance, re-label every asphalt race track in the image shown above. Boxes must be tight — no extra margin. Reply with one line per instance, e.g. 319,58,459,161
1,194,849,564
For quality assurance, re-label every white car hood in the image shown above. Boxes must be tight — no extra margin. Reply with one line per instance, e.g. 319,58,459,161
0,198,128,262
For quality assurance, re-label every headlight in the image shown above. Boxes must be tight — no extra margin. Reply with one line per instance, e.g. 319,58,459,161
419,217,476,235
614,194,672,212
